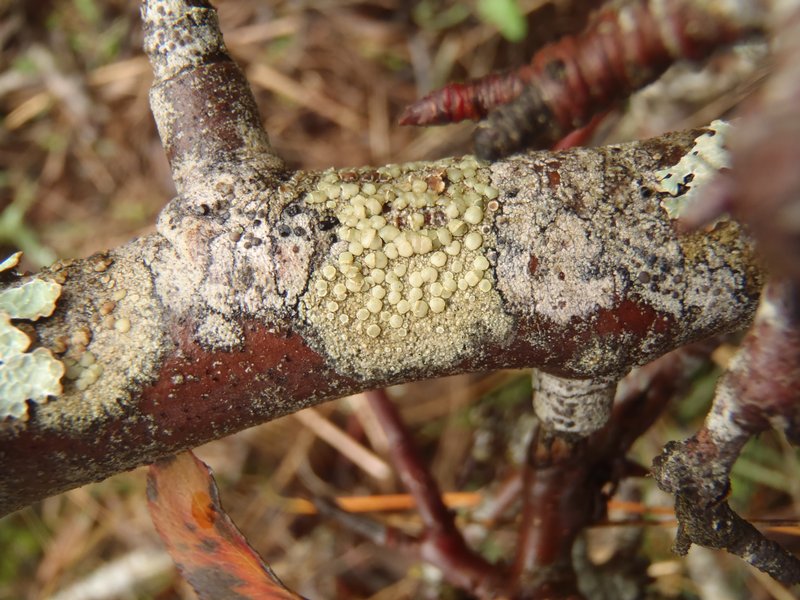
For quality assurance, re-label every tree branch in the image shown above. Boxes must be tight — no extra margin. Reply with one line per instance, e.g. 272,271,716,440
0,0,762,517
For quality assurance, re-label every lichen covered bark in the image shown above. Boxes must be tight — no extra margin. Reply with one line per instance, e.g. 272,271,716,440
0,0,764,517
0,128,762,516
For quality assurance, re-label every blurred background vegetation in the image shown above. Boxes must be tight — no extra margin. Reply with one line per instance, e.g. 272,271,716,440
0,0,796,598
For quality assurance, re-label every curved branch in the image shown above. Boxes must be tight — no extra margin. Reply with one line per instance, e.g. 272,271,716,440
0,0,762,517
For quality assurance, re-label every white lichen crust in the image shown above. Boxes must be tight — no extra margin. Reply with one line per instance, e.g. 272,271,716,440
141,0,225,85
656,119,732,219
492,129,759,377
533,372,617,435
299,157,513,379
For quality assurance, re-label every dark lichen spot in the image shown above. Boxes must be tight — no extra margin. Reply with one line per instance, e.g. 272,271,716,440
362,169,380,182
284,204,302,217
637,271,651,284
278,224,292,237
318,215,339,231
293,226,306,238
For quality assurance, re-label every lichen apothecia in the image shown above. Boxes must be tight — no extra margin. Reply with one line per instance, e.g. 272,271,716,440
299,156,513,379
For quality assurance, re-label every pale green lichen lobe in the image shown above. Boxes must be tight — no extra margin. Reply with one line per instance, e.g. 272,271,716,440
0,255,64,421
300,157,513,379
0,279,62,320
656,120,732,219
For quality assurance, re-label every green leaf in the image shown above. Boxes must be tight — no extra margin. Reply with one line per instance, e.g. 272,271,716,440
476,0,527,42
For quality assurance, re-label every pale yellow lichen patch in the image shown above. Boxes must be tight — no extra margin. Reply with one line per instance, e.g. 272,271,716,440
300,157,513,378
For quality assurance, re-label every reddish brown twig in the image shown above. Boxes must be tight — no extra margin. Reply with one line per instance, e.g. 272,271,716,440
401,0,763,158
364,389,505,597
399,71,526,127
510,344,712,598
653,278,800,585
333,347,712,598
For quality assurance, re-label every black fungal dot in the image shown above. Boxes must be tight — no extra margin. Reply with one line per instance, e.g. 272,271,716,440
253,219,262,226
276,169,294,182
278,224,292,237
293,226,306,238
284,204,302,217
558,271,565,280
637,271,651,284
318,215,339,231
